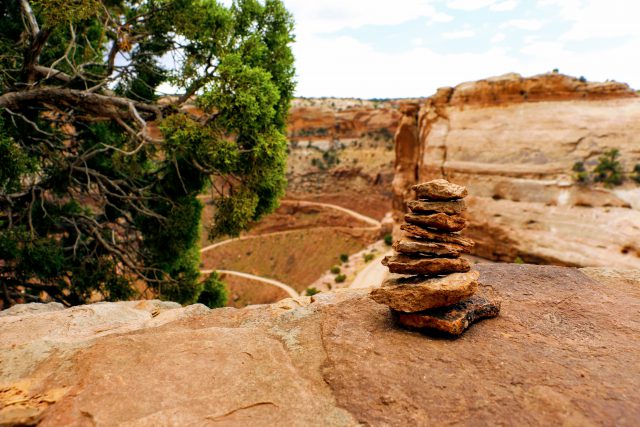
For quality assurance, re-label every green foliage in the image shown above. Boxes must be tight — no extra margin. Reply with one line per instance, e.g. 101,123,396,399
334,274,347,284
632,164,640,184
572,161,589,184
363,253,375,263
339,253,349,263
384,234,393,246
197,272,229,308
593,149,624,188
514,257,525,265
311,148,341,170
0,0,295,307
330,265,341,275
305,287,320,296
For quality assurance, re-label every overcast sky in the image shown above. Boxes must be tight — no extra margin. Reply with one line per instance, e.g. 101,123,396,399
282,0,639,98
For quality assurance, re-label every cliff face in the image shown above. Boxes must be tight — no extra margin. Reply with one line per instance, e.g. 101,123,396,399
2,264,639,426
393,73,640,268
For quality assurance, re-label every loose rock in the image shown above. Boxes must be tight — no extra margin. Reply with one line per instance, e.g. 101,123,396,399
395,286,501,336
393,238,469,257
371,271,479,312
382,255,471,275
400,224,475,248
405,213,467,232
407,200,466,215
412,179,468,201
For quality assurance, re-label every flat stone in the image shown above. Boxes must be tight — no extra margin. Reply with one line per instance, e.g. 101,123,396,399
400,224,475,248
382,255,471,275
405,213,467,232
393,238,469,257
394,286,501,336
408,200,466,215
412,179,468,201
371,271,479,312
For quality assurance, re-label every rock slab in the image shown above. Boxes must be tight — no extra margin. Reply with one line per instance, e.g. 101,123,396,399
394,286,500,335
371,271,479,312
412,179,468,200
407,200,466,215
404,213,467,232
382,255,471,275
400,224,475,247
1,265,640,426
393,238,469,257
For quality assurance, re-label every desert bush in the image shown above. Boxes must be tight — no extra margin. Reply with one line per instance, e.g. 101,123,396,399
572,161,590,184
197,272,228,309
305,287,320,296
339,253,349,263
330,265,341,275
593,149,624,187
632,164,640,184
363,253,375,263
335,274,347,283
384,234,393,246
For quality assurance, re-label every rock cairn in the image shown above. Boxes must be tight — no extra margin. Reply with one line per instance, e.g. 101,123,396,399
371,179,500,336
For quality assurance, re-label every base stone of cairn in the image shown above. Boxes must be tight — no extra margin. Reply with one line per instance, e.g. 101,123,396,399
371,179,500,336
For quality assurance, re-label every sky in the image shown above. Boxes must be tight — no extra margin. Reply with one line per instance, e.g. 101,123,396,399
281,0,640,99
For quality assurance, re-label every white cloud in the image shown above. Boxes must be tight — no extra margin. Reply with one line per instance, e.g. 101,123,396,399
490,33,506,43
446,0,497,11
490,0,518,11
442,30,476,39
501,19,544,30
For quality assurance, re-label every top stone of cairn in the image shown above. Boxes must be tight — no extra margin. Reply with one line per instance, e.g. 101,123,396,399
412,179,468,201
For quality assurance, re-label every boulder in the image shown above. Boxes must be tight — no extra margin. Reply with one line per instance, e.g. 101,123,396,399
1,265,640,426
371,271,479,312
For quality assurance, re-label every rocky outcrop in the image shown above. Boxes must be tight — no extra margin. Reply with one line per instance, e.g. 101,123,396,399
393,73,640,268
2,264,640,426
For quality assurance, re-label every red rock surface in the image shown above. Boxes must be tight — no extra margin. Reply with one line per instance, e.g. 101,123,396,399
1,265,639,425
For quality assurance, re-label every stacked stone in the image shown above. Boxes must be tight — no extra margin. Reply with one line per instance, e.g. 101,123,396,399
371,179,500,336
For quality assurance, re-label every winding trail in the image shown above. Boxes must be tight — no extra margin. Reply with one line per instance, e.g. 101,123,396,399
349,251,393,289
201,269,299,299
200,199,380,254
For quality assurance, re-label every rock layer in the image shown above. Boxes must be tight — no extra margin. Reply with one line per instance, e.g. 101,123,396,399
1,265,639,426
400,224,475,247
407,200,466,215
405,213,467,232
393,238,469,257
371,271,479,312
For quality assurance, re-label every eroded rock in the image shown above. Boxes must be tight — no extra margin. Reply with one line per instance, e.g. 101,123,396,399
412,179,468,201
407,200,466,215
393,238,469,257
404,212,467,232
371,271,479,312
394,286,501,335
400,224,475,247
382,255,471,275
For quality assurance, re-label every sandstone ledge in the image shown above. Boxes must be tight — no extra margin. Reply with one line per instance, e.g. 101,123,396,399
1,264,639,426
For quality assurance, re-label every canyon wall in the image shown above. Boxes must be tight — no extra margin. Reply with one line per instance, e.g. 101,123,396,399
393,73,640,268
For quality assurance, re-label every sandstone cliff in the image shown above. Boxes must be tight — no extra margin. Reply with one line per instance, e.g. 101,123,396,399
1,264,639,425
393,73,640,268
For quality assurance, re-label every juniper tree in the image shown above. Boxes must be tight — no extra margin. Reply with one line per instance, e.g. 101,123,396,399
0,0,295,307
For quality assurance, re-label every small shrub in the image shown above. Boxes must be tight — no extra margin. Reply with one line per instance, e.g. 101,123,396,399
572,161,589,184
305,287,320,296
579,76,587,83
339,253,349,263
197,272,228,309
335,274,347,283
514,257,525,265
632,164,640,184
363,253,375,263
330,265,341,275
593,149,624,188
383,234,393,246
